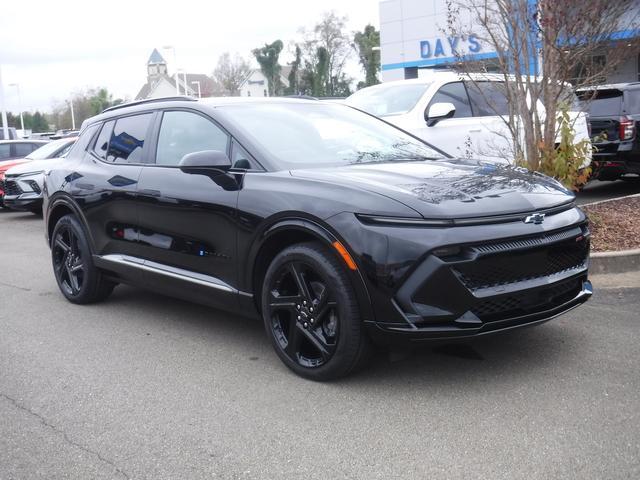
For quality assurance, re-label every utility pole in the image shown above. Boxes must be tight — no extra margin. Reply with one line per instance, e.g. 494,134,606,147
68,99,76,130
9,83,24,132
0,66,9,140
191,80,201,98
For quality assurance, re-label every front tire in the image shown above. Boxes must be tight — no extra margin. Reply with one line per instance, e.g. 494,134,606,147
261,242,371,380
51,214,115,304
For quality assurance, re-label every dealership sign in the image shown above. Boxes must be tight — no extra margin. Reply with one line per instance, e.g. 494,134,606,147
420,35,482,59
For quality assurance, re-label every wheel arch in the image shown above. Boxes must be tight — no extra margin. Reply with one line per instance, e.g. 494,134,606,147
247,217,374,323
46,195,94,251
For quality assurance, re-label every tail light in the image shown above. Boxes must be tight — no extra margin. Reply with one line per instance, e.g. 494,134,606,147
619,116,635,140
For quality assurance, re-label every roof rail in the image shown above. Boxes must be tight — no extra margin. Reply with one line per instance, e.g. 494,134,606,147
102,96,197,113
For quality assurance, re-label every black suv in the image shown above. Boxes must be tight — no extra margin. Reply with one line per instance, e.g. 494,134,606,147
579,83,640,181
44,97,592,380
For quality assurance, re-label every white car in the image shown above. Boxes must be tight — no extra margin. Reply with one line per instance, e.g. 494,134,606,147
345,71,591,165
3,137,76,213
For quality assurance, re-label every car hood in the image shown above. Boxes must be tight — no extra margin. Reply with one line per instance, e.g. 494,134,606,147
0,158,30,174
290,159,574,219
5,157,64,177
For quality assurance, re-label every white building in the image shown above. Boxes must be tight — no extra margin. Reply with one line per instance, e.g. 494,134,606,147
135,49,196,100
239,67,292,97
379,0,640,84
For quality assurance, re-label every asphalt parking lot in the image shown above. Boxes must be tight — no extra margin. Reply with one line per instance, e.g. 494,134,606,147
577,179,640,205
1,209,639,480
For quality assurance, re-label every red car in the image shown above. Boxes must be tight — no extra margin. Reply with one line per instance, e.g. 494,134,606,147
0,140,51,207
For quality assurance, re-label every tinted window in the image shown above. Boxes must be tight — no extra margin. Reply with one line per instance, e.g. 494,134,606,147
106,114,153,164
346,83,431,116
156,111,229,166
467,82,510,116
0,144,10,160
15,143,38,157
92,121,114,160
578,90,623,116
625,89,640,114
427,82,472,118
231,139,257,170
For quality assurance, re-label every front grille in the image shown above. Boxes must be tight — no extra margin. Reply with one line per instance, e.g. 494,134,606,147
472,276,583,321
3,180,22,196
453,229,589,291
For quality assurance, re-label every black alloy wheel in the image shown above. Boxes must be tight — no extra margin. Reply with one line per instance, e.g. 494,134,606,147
51,214,116,304
262,242,371,380
53,224,85,296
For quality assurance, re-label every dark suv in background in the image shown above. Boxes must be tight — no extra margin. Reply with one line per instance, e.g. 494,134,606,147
579,83,640,181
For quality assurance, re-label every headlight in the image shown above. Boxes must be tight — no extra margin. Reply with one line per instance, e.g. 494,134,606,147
356,214,454,227
16,170,44,177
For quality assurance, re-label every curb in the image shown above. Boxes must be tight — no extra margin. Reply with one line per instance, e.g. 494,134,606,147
590,248,640,275
580,192,640,208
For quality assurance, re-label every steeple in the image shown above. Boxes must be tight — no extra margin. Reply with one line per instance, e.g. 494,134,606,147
147,48,167,80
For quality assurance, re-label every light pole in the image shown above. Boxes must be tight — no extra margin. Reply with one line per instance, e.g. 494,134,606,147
162,45,180,95
0,66,9,140
68,99,76,130
191,81,201,98
8,83,24,132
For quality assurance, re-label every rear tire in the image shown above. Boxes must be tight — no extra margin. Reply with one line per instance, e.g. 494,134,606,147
261,241,371,381
51,214,116,304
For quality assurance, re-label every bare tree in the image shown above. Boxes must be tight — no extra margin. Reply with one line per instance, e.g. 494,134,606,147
212,52,252,96
446,0,639,183
301,11,353,96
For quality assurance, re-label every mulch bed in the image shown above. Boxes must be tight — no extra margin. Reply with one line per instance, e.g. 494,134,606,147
582,196,640,252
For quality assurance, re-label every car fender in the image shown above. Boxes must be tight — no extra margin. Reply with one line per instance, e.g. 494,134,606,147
245,216,375,323
46,192,95,251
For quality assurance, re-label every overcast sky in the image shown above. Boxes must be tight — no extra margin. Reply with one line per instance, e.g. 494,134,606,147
0,0,380,113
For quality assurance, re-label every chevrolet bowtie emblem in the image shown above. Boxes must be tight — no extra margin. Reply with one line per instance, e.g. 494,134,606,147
523,213,546,224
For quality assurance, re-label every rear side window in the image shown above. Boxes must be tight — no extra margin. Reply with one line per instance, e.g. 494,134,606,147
155,111,229,166
579,90,623,116
624,90,640,114
427,82,472,118
0,144,10,160
467,82,510,116
15,143,38,157
107,114,153,164
92,120,115,160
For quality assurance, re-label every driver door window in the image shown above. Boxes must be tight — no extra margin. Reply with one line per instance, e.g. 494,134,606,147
426,82,473,119
155,111,229,166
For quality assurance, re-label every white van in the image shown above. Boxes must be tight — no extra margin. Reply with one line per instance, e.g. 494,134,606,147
345,71,591,165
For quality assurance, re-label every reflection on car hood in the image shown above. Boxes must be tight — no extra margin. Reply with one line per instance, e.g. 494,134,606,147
290,159,574,218
5,157,65,176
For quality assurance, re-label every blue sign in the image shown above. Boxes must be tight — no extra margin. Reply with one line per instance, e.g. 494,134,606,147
420,35,481,59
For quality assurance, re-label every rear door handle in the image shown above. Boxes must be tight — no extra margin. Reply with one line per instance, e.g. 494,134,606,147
468,129,482,133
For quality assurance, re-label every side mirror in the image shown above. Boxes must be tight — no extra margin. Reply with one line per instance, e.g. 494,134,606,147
426,102,456,127
179,150,231,175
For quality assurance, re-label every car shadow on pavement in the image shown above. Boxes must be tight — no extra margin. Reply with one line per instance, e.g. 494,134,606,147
0,209,42,220
104,284,580,388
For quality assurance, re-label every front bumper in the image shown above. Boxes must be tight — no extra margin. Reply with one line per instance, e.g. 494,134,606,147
3,194,43,211
2,177,43,211
359,220,592,344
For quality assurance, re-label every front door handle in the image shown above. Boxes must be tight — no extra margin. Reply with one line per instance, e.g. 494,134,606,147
468,129,482,133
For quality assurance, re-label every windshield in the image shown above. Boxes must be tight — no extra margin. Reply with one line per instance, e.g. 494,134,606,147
578,90,623,116
26,138,74,160
345,83,430,116
223,103,445,170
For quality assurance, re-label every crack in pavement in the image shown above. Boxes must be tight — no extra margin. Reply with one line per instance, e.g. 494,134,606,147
0,392,130,480
0,280,31,292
